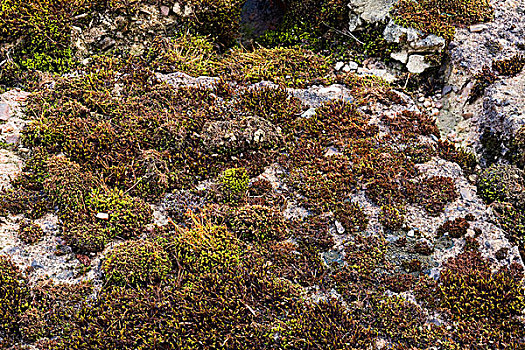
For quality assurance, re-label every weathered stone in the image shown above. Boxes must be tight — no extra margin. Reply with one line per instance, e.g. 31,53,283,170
348,0,397,31
391,51,408,64
406,55,431,74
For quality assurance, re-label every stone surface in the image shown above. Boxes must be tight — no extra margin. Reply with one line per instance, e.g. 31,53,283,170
348,0,398,31
406,54,431,74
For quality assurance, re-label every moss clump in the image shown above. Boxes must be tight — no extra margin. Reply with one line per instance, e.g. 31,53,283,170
218,167,250,203
227,205,287,242
379,204,406,231
0,256,29,346
221,46,331,87
0,0,98,73
334,202,369,234
492,53,525,77
439,246,525,323
437,217,470,238
146,34,219,75
437,140,477,175
408,176,458,215
65,223,112,253
103,240,171,286
182,0,245,48
392,0,493,41
86,188,153,239
17,220,45,244
477,164,525,206
469,65,497,102
236,85,305,130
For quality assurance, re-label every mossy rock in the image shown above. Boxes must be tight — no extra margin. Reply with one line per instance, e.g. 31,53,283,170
477,164,525,207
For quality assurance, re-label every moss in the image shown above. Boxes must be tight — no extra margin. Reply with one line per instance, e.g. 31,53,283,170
334,202,369,234
218,167,250,203
103,240,171,286
17,220,45,244
0,256,29,346
145,34,219,75
469,65,497,102
227,204,287,242
437,217,470,238
65,223,112,253
477,164,525,206
437,140,477,175
492,53,525,77
236,85,305,130
182,0,245,48
509,125,525,168
86,188,153,239
392,0,493,41
221,46,331,87
379,204,406,231
408,176,458,215
439,247,525,324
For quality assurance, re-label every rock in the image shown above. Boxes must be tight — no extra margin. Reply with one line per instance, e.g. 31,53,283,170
334,61,344,71
96,212,109,220
160,5,170,16
406,55,431,74
201,116,282,153
470,24,488,32
343,61,359,72
0,103,10,121
348,0,397,31
357,67,397,83
301,107,317,118
391,51,409,64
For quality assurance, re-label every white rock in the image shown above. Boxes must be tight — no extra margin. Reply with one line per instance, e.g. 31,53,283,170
96,212,109,220
343,61,359,72
469,24,488,32
391,51,409,64
334,62,345,71
406,55,431,74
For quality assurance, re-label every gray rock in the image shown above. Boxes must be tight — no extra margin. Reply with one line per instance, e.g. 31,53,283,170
348,0,398,31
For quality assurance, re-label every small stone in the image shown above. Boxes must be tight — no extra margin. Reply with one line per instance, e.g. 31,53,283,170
407,230,415,237
160,5,170,16
470,24,488,33
391,51,408,64
463,112,474,119
423,100,432,108
460,188,474,202
335,220,345,234
334,62,344,71
96,212,109,220
343,61,359,72
4,134,20,145
0,103,10,121
406,55,431,74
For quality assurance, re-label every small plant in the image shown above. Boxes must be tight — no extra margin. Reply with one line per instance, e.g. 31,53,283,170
103,240,171,286
17,220,45,244
437,217,470,238
392,0,493,41
0,256,29,345
379,205,406,231
219,167,249,203
492,53,525,76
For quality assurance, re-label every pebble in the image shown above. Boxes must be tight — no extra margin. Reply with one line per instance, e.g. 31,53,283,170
0,103,10,121
160,5,170,16
96,212,109,220
423,100,432,108
470,24,488,33
334,62,344,71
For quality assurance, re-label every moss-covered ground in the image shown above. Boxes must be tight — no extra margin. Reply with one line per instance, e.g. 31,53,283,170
0,0,524,349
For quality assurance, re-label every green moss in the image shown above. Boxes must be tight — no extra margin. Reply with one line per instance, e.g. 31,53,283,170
182,0,245,48
218,167,249,203
0,256,29,346
86,188,153,239
65,223,112,253
227,205,287,242
408,176,458,215
103,240,171,286
392,0,493,41
477,164,525,205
